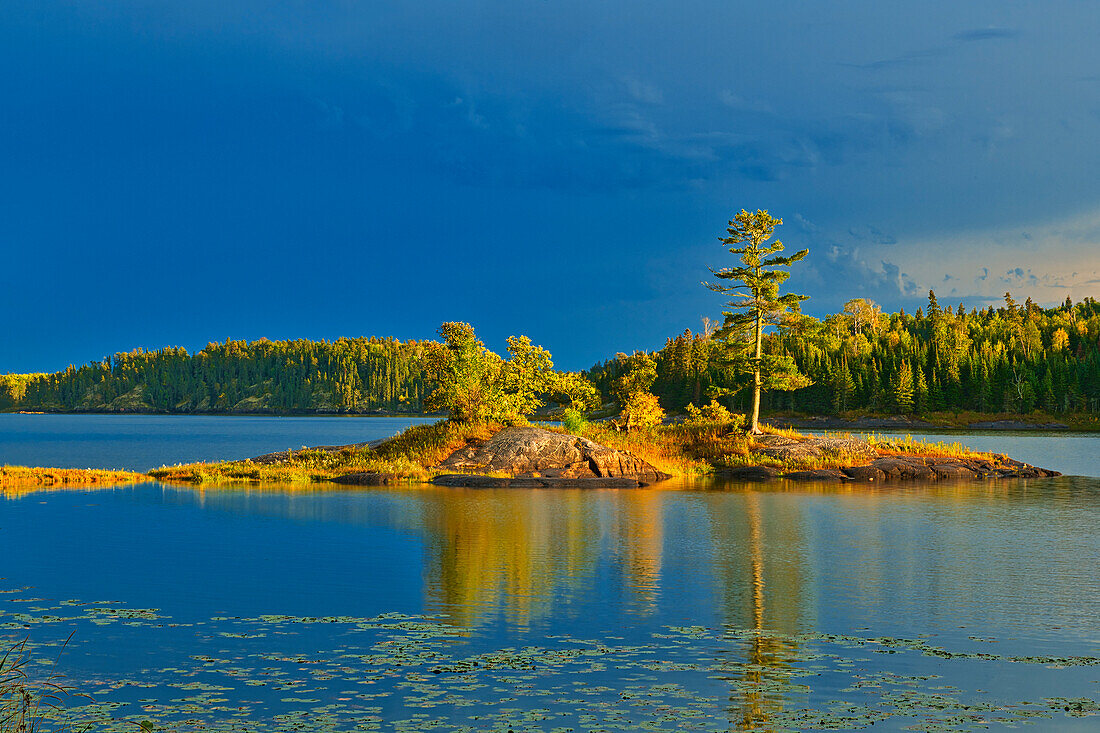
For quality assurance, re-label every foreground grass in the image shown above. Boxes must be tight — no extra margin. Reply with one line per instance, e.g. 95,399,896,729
149,420,502,485
0,466,144,488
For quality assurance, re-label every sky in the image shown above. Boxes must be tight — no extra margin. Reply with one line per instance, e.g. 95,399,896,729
3,1,1100,373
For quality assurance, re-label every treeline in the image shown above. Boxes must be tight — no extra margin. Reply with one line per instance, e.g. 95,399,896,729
6,293,1100,417
0,337,432,413
590,293,1100,417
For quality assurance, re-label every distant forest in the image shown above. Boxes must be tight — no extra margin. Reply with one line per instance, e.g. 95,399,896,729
4,293,1100,417
0,338,431,414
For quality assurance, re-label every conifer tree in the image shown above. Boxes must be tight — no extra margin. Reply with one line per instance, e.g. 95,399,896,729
892,360,915,413
706,209,811,433
913,361,928,413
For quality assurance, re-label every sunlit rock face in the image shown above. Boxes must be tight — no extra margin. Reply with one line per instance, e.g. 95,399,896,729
436,425,671,485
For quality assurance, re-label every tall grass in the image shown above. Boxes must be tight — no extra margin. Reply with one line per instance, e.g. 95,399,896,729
1,635,80,733
0,467,143,489
863,432,998,461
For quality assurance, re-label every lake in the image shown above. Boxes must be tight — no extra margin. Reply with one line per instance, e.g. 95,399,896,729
2,416,1098,731
0,414,438,471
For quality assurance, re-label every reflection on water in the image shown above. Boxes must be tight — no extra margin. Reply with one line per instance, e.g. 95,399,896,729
2,476,1098,731
127,475,1100,647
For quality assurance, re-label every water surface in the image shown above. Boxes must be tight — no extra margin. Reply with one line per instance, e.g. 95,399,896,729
1,417,1098,731
0,414,436,471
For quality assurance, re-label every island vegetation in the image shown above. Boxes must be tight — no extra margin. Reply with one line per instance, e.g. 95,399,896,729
0,210,1075,488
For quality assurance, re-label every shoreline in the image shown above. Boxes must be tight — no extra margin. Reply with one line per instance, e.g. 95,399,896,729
5,422,1066,490
5,409,1097,431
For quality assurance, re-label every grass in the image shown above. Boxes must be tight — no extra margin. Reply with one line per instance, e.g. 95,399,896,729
1,635,81,733
149,420,503,485
576,421,1005,475
0,466,143,489
864,432,1003,462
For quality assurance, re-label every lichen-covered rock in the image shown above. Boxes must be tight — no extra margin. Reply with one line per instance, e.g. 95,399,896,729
437,426,671,485
756,434,878,462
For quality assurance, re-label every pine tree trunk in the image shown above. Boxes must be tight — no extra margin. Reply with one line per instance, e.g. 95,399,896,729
752,302,763,433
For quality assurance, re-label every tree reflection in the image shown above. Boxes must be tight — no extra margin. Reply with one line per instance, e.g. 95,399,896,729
415,488,666,627
706,490,808,731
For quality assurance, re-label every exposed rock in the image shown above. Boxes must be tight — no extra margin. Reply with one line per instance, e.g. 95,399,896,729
868,457,938,480
842,465,886,481
928,462,980,479
755,434,878,462
717,466,780,481
437,426,671,485
783,469,850,481
786,455,1059,482
431,474,641,489
329,472,399,485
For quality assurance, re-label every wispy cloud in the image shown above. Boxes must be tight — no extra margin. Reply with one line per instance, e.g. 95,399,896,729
953,27,1019,42
847,26,1019,71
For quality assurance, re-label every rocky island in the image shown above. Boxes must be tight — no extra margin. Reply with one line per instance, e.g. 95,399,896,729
140,419,1059,488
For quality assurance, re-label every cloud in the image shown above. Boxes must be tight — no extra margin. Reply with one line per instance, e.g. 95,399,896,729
895,207,1100,306
847,26,1018,71
782,215,920,311
717,90,774,114
953,27,1019,42
847,224,898,245
623,78,664,105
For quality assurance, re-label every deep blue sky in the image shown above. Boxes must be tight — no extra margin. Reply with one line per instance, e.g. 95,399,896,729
3,2,1099,373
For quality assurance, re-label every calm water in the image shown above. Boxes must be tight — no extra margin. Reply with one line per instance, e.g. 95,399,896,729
2,417,1099,731
0,414,438,471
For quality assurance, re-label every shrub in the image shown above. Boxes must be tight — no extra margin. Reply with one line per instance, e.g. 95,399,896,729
684,399,745,430
622,392,664,431
561,408,588,435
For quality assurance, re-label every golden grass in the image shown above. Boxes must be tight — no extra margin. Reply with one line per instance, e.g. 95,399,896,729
862,432,1003,462
148,419,503,485
0,466,144,489
582,422,1011,475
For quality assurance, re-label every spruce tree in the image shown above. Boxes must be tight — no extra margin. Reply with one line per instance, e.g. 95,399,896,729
892,360,915,413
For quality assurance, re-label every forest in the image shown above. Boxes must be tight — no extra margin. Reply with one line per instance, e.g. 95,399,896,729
0,337,431,414
594,292,1100,418
4,293,1100,419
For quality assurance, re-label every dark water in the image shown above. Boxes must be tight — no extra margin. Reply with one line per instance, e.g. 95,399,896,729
1,418,1099,731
